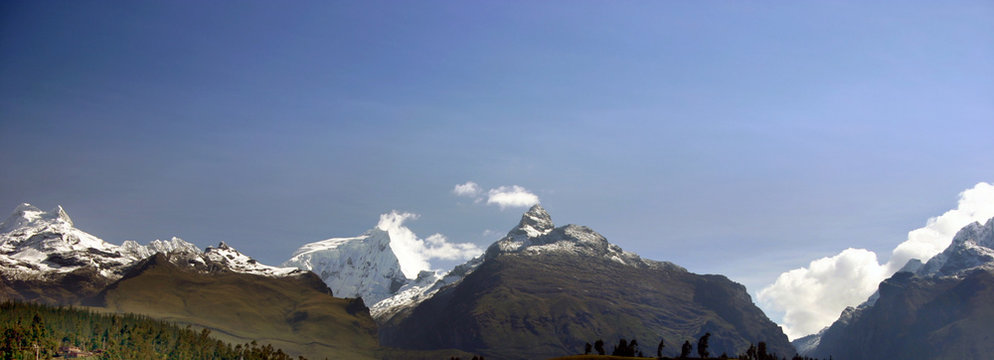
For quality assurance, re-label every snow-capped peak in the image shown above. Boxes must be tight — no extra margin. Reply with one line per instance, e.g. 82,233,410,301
0,204,129,279
517,204,555,237
0,203,73,234
917,216,994,277
488,204,557,253
485,205,652,267
283,227,408,304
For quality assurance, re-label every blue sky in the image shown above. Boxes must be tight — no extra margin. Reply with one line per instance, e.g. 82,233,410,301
2,1,992,331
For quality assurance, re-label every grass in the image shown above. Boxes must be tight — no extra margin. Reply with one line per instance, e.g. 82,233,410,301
95,254,380,360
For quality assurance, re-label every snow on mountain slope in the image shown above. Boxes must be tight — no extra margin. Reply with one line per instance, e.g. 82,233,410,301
370,255,483,321
283,228,408,304
917,216,994,277
0,203,298,280
0,203,133,279
206,242,300,277
120,237,201,259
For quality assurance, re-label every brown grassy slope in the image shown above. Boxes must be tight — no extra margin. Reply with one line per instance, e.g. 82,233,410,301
89,253,379,360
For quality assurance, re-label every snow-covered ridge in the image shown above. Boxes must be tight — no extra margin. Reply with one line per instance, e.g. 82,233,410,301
371,255,484,321
0,203,297,280
205,242,300,277
283,228,407,304
917,216,994,277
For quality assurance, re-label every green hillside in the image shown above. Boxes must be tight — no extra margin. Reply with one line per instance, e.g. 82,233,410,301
0,301,301,359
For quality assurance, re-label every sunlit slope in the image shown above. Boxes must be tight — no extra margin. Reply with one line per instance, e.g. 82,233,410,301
91,253,379,360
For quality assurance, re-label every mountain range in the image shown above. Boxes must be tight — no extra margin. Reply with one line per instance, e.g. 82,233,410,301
7,201,990,359
275,204,797,358
0,203,380,360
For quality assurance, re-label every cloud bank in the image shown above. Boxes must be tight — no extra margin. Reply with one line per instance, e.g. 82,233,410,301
453,182,540,209
759,182,994,339
376,211,483,278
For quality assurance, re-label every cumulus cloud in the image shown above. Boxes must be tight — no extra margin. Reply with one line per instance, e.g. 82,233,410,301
759,182,994,340
759,249,887,338
487,185,540,209
452,181,541,210
452,181,482,197
376,211,483,278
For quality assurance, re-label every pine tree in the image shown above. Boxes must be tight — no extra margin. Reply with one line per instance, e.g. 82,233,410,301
680,340,692,359
697,332,711,359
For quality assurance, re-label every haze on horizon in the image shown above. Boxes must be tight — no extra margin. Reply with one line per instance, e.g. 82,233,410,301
1,1,992,339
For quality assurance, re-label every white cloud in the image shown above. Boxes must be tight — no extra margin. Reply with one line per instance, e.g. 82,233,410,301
759,182,994,340
487,185,540,209
422,233,483,260
377,210,483,278
759,249,887,339
452,181,542,209
452,181,482,197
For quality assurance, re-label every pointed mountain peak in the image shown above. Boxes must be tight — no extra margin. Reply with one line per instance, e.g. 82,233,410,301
2,203,42,229
217,241,231,250
515,204,554,238
1,203,73,233
51,205,73,226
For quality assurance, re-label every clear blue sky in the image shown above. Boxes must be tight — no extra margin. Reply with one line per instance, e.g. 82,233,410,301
2,1,992,303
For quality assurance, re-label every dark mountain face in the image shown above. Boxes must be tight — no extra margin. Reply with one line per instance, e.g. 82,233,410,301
0,267,110,305
380,206,793,360
810,268,994,360
809,217,994,360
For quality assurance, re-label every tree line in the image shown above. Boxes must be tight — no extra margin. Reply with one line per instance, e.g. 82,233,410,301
581,333,828,360
0,301,305,360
